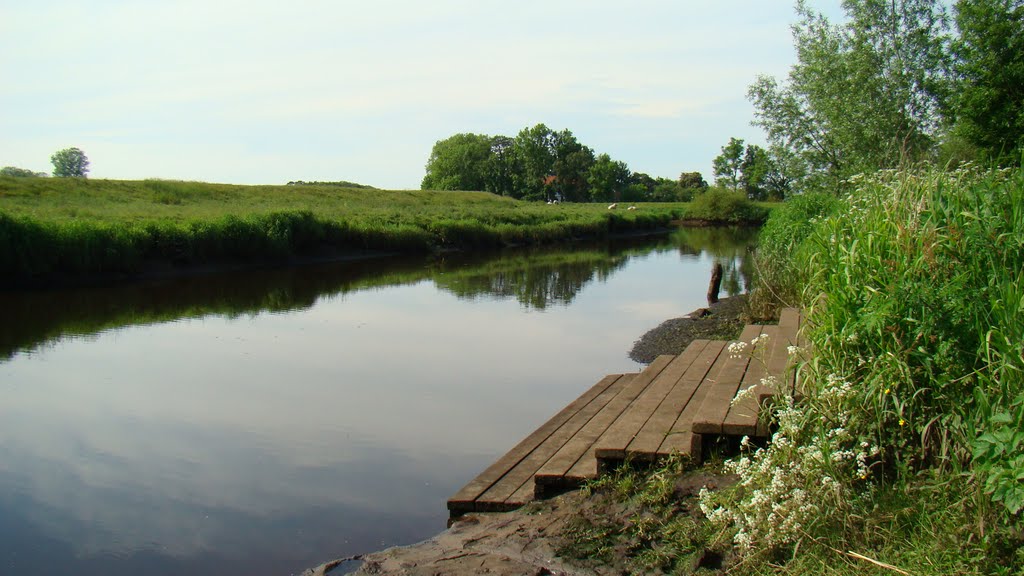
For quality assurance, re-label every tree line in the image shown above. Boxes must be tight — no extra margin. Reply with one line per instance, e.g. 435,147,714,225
420,123,708,203
734,0,1022,194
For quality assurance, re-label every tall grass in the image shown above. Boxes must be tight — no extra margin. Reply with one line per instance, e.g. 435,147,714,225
0,177,685,285
702,166,1024,573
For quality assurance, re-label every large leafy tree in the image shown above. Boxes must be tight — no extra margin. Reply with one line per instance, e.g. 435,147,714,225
587,153,631,202
748,0,951,191
950,0,1024,164
484,135,518,197
421,133,493,191
50,147,90,178
550,129,595,202
513,124,558,201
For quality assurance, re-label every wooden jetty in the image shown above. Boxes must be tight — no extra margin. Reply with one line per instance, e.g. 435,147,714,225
448,308,804,516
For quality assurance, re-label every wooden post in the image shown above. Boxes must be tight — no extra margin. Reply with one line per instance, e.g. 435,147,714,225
707,262,723,305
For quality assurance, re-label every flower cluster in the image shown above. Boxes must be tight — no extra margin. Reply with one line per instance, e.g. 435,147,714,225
699,373,879,553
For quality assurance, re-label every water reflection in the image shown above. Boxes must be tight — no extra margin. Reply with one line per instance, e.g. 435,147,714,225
0,227,756,360
0,227,756,576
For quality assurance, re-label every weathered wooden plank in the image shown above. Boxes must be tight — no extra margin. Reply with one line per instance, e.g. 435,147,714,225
691,324,762,435
536,355,676,490
478,356,675,508
658,369,720,460
529,372,638,495
447,372,623,514
722,325,779,437
593,342,709,462
623,340,725,461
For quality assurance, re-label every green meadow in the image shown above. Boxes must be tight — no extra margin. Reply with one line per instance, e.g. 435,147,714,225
0,177,741,285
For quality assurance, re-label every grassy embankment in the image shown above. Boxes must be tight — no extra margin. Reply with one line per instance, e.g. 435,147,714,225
0,177,766,286
560,166,1024,575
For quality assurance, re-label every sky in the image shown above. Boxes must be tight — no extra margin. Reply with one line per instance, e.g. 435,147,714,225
0,1,845,190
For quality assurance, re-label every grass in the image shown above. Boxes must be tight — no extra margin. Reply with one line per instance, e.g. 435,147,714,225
0,177,693,285
700,165,1024,574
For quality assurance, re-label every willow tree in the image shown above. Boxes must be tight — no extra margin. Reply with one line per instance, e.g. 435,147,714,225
748,0,951,192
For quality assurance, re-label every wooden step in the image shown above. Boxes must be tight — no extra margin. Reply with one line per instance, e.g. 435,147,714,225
690,324,763,435
646,339,728,462
592,342,709,463
532,355,676,494
447,372,626,515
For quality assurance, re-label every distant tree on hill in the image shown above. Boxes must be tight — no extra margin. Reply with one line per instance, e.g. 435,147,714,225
0,166,46,177
50,147,89,178
421,133,493,191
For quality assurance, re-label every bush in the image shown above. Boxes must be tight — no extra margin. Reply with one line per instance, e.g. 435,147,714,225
684,188,767,224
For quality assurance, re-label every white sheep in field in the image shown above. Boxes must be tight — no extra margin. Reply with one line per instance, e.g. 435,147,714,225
627,205,637,210
607,203,618,210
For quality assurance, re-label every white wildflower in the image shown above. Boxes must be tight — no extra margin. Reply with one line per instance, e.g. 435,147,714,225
727,341,749,359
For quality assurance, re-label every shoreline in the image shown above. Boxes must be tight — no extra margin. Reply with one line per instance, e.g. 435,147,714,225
310,297,751,576
2,227,684,293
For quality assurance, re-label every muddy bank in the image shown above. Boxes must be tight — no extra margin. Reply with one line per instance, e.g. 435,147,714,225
628,295,749,364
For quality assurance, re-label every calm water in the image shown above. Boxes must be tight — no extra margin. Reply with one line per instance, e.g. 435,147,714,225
0,227,755,576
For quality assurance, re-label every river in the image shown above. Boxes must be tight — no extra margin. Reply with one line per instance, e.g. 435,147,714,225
0,227,755,575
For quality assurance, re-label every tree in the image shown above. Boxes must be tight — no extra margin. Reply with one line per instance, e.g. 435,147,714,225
513,124,558,200
421,133,493,191
50,147,90,178
484,135,518,197
678,172,708,192
0,166,45,177
587,154,631,202
748,0,951,191
950,0,1024,164
550,129,595,202
713,137,746,190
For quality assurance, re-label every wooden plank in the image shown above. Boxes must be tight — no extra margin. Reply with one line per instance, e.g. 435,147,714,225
623,340,725,461
722,325,778,437
530,372,638,495
593,342,709,462
535,355,676,490
691,324,762,435
447,372,623,514
778,308,800,345
477,355,675,508
659,371,719,459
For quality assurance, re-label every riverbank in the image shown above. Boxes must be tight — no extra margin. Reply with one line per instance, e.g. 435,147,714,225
308,298,751,576
0,177,688,288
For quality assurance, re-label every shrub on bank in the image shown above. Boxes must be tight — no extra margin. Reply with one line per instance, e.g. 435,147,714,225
684,188,768,225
